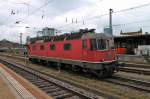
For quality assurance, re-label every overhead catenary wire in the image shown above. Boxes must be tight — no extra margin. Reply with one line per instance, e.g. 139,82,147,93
0,0,55,30
113,18,150,27
56,1,150,30
113,2,150,14
89,1,150,21
2,0,150,33
6,1,150,26
13,1,150,34
15,0,55,23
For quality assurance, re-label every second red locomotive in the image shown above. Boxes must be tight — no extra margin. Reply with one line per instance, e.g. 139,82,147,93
27,29,118,78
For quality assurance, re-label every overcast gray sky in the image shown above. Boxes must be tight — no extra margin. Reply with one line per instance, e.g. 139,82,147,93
0,0,150,43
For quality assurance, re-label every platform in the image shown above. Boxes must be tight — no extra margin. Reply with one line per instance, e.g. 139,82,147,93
0,74,16,99
0,63,52,99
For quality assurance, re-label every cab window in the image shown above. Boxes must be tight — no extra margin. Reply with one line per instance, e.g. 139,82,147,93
64,43,71,50
50,44,55,50
107,40,111,49
90,39,97,50
97,39,106,50
90,39,106,50
82,40,87,49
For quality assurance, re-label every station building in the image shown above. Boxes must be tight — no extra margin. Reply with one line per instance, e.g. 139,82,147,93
0,39,26,55
114,29,150,55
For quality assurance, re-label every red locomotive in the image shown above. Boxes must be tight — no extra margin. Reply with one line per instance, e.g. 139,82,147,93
27,29,118,78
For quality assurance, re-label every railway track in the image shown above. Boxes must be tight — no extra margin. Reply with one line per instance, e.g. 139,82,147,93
1,53,150,75
0,54,150,98
0,59,101,99
105,75,150,93
120,62,150,69
118,67,150,75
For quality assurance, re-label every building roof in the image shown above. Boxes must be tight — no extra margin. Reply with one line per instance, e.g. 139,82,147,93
114,34,150,39
0,39,21,48
120,28,143,36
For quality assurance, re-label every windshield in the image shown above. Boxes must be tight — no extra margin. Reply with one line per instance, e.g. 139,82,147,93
90,39,106,50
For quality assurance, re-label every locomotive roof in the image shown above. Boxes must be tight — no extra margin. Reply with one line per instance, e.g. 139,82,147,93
29,30,111,44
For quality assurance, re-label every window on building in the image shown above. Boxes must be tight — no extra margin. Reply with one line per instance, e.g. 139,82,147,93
90,39,97,50
40,44,44,50
50,44,55,50
64,43,71,50
82,39,87,49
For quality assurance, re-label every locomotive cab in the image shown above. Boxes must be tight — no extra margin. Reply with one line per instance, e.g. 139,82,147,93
82,33,117,77
82,34,116,62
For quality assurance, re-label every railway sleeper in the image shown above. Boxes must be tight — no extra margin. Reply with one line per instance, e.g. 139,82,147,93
41,86,59,91
31,81,50,85
45,88,62,94
25,78,41,81
48,86,59,90
38,84,54,88
29,79,45,83
50,90,67,96
52,93,74,99
29,79,47,83
34,82,54,87
65,95,81,99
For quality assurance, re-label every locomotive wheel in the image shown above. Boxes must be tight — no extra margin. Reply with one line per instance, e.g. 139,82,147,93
40,60,47,65
91,68,114,78
106,68,114,77
29,58,38,63
102,68,114,78
91,70,104,78
72,65,82,73
97,71,104,78
102,69,108,78
29,58,32,62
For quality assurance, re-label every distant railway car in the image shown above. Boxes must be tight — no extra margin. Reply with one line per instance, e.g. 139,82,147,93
116,47,126,54
27,29,118,78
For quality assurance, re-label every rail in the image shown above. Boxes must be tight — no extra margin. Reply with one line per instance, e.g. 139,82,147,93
0,58,101,99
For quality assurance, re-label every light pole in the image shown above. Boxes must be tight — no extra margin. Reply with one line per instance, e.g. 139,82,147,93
20,33,23,45
109,8,113,35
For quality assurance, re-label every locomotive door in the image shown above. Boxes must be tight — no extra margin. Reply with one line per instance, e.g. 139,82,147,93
82,39,88,60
